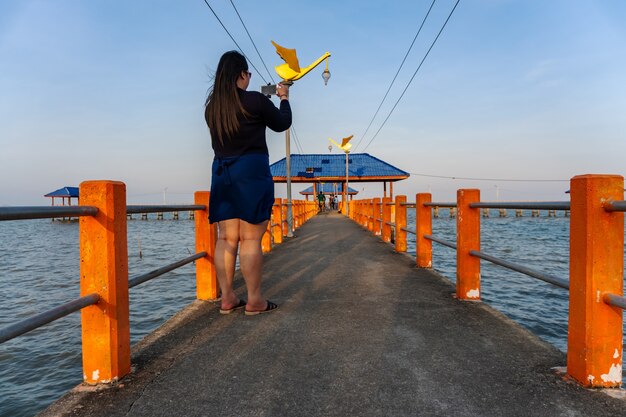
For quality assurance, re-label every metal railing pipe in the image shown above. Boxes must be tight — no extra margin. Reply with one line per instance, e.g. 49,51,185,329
424,202,456,208
603,200,626,212
469,250,569,289
126,205,205,214
0,206,98,221
128,252,207,289
0,293,100,344
424,234,457,250
603,293,626,310
470,202,570,210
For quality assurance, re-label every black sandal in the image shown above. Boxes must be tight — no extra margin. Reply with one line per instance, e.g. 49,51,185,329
219,299,247,315
245,300,278,316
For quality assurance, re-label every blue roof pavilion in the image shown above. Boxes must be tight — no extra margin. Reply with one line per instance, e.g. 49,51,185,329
44,187,79,198
270,153,409,183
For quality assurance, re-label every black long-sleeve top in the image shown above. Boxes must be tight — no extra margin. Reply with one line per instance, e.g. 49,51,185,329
210,88,292,158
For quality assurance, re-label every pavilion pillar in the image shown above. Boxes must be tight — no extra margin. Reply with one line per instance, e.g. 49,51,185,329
390,182,394,199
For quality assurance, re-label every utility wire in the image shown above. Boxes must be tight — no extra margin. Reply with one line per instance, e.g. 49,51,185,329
362,0,461,152
291,124,304,154
409,172,568,182
353,0,437,152
201,0,269,84
229,0,276,84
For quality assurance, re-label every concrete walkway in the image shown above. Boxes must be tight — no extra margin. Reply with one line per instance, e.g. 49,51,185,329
42,212,626,417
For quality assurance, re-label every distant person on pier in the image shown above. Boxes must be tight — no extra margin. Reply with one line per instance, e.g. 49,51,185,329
317,191,325,212
332,195,338,210
205,50,291,315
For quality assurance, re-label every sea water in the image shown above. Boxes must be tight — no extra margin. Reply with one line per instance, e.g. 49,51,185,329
0,212,624,416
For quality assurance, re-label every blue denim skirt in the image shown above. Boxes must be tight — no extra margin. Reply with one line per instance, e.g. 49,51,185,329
209,153,274,224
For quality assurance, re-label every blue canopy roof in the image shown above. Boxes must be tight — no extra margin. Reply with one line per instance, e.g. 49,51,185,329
270,153,409,183
299,183,358,195
45,187,79,198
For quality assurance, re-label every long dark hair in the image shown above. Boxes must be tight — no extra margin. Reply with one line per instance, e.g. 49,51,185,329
205,51,249,143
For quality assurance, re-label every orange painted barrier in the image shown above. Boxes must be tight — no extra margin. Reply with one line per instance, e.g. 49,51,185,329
262,222,271,253
382,197,392,243
567,174,624,387
395,195,407,252
79,180,131,384
457,189,480,301
272,199,283,245
282,199,288,237
416,193,432,268
373,198,381,236
194,192,218,300
346,177,626,390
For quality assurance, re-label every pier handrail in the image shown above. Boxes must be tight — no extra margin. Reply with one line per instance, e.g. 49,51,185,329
0,206,99,221
0,294,100,344
0,181,318,386
348,174,625,389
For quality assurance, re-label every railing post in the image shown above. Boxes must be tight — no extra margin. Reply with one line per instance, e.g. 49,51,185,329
382,197,392,242
395,195,407,252
456,189,480,300
194,191,218,300
367,198,374,232
416,193,433,268
373,198,381,236
567,174,624,387
79,180,130,384
262,222,271,253
282,198,288,237
272,198,283,245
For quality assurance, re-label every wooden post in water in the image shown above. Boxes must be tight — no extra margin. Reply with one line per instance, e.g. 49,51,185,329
456,189,481,301
482,208,489,218
194,191,218,300
395,195,407,252
416,193,432,268
79,180,130,384
567,174,624,388
382,197,392,243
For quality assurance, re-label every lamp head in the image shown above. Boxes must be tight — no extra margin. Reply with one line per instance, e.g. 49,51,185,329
322,69,331,85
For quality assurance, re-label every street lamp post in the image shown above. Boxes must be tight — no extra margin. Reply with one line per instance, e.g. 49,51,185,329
268,41,331,236
345,150,349,217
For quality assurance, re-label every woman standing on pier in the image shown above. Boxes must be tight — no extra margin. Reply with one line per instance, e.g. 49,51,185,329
205,51,291,315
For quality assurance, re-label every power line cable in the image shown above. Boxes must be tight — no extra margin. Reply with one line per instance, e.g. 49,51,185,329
229,0,276,84
353,0,437,152
201,0,269,84
362,0,461,152
291,124,304,154
409,172,568,182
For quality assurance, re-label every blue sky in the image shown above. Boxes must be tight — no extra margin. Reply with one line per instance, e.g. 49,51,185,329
1,0,625,205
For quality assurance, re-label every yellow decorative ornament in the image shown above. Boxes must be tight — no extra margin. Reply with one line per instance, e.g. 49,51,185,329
328,135,353,153
271,40,331,82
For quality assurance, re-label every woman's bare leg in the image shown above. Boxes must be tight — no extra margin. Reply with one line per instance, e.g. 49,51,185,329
215,219,240,309
239,219,270,311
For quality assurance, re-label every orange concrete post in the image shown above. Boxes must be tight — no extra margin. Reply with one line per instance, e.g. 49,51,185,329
373,198,382,236
282,199,288,237
456,189,480,301
262,222,271,253
382,197,392,242
416,193,433,268
367,198,374,232
567,174,624,387
272,198,283,245
194,192,218,300
395,195,407,252
79,180,130,384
